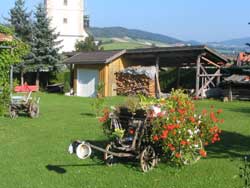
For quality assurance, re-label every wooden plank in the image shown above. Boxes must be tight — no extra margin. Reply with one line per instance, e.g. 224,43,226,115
201,57,221,68
195,55,201,97
197,69,220,96
199,64,215,87
199,74,222,77
155,55,162,98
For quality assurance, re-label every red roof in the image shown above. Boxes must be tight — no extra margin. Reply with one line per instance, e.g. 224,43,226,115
0,33,13,42
237,52,250,66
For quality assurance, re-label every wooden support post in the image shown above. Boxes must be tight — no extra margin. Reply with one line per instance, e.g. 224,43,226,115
229,85,233,102
201,76,204,99
217,69,221,86
195,55,201,98
155,55,161,98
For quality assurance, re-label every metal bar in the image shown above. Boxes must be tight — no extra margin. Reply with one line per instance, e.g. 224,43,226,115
89,144,135,158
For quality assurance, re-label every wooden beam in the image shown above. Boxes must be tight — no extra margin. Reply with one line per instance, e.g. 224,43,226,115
195,55,201,98
199,64,215,87
229,85,233,102
155,55,162,98
201,57,221,68
197,69,221,96
199,74,222,77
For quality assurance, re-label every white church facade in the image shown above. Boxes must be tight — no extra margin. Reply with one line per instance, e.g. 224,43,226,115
44,0,88,52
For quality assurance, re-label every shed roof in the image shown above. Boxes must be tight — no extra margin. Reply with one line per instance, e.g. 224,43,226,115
125,45,228,67
64,50,126,64
64,45,228,66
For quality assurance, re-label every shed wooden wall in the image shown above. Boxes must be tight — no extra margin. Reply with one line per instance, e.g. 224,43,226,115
74,57,126,97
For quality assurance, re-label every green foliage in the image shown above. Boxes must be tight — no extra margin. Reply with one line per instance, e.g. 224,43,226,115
0,25,13,35
63,81,70,93
0,26,29,116
96,81,105,98
75,36,100,52
91,97,105,117
0,28,29,114
28,3,61,74
8,0,32,42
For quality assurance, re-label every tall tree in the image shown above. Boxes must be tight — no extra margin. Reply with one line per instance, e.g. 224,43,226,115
75,36,102,52
28,3,61,87
8,0,32,85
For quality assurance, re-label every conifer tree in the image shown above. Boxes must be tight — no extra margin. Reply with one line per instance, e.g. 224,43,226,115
8,0,32,85
28,3,61,87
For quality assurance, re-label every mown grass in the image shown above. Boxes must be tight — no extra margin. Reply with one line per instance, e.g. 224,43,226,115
0,93,249,188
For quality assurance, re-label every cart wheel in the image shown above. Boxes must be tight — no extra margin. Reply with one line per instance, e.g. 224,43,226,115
9,109,18,119
104,144,115,166
140,145,157,172
29,103,39,118
179,139,203,165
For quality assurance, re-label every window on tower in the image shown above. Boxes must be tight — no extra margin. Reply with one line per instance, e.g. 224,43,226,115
63,18,68,24
64,0,68,6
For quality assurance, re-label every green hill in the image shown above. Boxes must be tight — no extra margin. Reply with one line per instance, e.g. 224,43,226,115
90,27,184,50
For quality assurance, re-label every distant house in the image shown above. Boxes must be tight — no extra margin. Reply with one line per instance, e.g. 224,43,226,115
0,33,13,42
236,52,250,66
65,45,228,98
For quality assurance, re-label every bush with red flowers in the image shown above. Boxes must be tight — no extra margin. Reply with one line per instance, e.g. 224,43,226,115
150,90,223,165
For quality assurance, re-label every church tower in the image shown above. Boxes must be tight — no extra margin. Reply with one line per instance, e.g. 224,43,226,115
44,0,88,52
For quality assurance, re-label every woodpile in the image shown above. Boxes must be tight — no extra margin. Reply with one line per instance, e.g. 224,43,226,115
115,72,155,97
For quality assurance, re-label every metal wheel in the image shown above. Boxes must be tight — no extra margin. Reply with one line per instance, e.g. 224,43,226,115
104,144,115,166
29,103,39,118
140,145,157,172
179,139,203,165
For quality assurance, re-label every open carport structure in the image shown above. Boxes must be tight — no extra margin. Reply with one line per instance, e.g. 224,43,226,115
124,46,228,98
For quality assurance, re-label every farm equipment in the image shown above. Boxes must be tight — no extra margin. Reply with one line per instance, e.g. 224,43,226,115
9,91,40,118
69,107,160,172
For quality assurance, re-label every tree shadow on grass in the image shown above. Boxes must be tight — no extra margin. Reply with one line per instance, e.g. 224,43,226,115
206,130,250,159
80,113,96,117
228,107,250,115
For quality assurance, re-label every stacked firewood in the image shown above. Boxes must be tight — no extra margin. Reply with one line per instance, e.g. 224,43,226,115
115,72,155,96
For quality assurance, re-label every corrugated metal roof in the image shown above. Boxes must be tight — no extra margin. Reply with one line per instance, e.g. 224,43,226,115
224,74,250,84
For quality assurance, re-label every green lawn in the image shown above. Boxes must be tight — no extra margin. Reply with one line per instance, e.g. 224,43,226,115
0,93,249,188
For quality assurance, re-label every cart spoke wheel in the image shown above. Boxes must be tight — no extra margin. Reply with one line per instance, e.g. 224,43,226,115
104,144,115,166
140,145,156,172
180,139,203,165
29,103,39,118
9,109,18,119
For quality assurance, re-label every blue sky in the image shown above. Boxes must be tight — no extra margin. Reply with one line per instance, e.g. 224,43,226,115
1,0,250,42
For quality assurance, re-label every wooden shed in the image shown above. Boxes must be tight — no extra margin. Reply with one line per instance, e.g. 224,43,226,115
65,46,228,98
65,50,126,97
